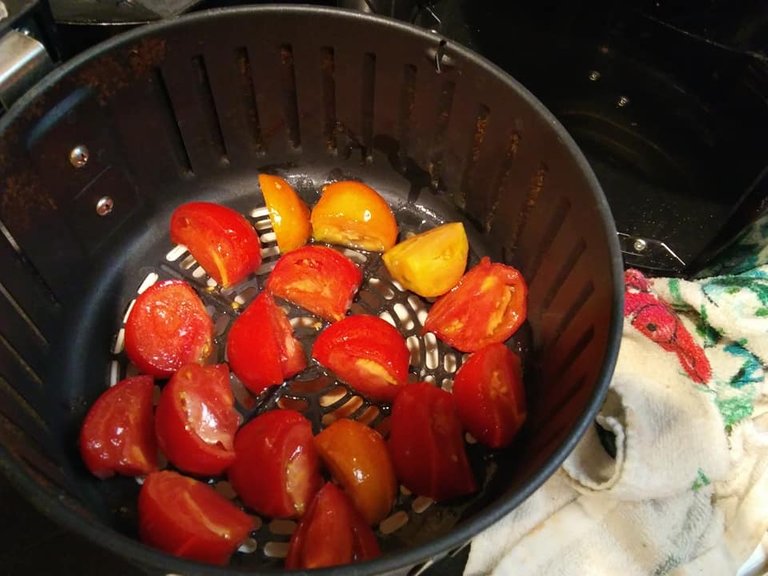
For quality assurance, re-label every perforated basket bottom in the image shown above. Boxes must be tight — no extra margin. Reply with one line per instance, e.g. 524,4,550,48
105,198,522,568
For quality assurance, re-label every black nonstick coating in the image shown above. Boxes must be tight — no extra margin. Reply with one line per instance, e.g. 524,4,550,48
0,6,623,575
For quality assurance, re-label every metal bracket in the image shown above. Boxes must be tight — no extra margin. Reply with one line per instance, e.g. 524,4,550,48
0,28,53,110
618,232,686,273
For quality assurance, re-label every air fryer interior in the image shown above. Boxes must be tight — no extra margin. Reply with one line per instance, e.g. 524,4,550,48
0,6,622,574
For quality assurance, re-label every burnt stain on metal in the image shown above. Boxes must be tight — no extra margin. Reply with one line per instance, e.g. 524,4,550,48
1,171,57,233
75,38,167,105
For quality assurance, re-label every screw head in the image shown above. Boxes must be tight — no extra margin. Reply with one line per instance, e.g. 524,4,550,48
69,145,89,168
96,196,114,216
588,70,601,81
633,238,647,252
617,95,630,107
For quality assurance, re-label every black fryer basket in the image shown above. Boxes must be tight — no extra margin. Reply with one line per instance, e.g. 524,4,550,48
0,6,623,575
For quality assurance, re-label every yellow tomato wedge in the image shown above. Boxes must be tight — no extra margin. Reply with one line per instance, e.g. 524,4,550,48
259,174,311,253
310,180,398,251
382,222,469,298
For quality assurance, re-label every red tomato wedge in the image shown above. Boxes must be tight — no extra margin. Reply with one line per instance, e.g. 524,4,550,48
315,418,397,525
79,375,157,479
312,315,409,402
285,482,381,570
266,245,362,322
124,280,213,378
452,343,527,448
423,257,527,352
388,382,476,501
170,201,262,287
227,410,322,519
139,470,252,565
155,364,239,476
226,292,307,395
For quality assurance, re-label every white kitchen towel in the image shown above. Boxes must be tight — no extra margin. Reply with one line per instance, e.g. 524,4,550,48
465,266,768,576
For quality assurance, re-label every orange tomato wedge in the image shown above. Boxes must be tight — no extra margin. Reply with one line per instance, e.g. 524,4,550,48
382,222,469,298
259,174,311,253
310,181,398,252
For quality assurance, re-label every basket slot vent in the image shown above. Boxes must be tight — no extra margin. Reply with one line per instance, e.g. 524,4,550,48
153,68,194,176
235,46,265,155
482,131,520,233
428,80,456,190
396,64,417,164
547,325,595,387
532,373,589,452
320,47,338,152
278,45,301,149
361,52,376,160
191,54,229,163
546,280,596,353
541,239,587,311
457,104,490,210
0,412,66,491
508,163,548,258
524,197,572,287
0,284,48,380
0,330,43,389
547,373,589,421
0,374,48,448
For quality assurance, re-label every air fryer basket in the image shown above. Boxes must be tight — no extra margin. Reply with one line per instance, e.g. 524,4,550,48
0,6,623,575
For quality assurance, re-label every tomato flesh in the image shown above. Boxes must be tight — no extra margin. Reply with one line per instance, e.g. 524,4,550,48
226,292,306,395
170,201,262,287
311,180,398,252
315,418,397,525
424,257,527,352
228,409,322,519
139,470,252,565
266,245,362,322
285,482,381,570
382,222,468,298
388,382,476,501
452,343,527,448
124,280,213,378
259,174,311,253
79,375,157,479
155,363,239,476
312,314,409,402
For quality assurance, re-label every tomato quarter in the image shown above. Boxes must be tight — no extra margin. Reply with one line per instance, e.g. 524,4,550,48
382,222,469,298
311,180,398,252
424,257,527,352
312,314,409,402
285,482,381,570
227,409,322,519
170,201,262,287
139,470,252,565
124,280,213,378
258,173,311,253
387,382,476,501
79,375,157,479
155,363,239,476
452,343,527,449
315,418,397,525
226,292,307,395
266,245,362,322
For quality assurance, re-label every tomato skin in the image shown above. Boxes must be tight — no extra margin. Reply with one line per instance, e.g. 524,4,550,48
258,174,311,253
139,470,252,565
170,201,262,287
227,410,322,519
388,382,476,501
285,482,381,570
312,314,409,401
155,364,239,476
423,257,527,353
266,245,362,322
315,418,397,525
452,343,527,449
311,180,398,252
79,375,157,479
226,292,307,395
382,222,469,298
124,280,213,378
